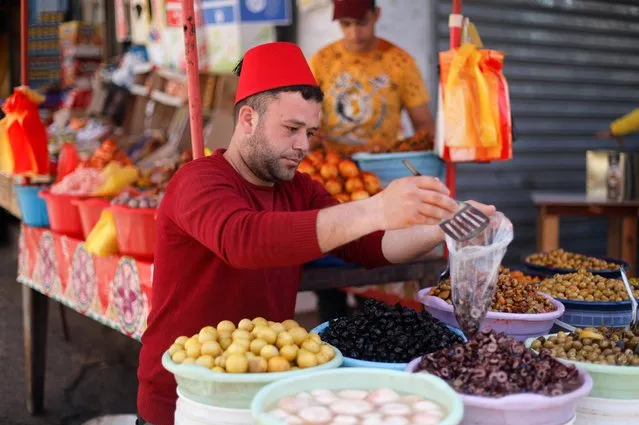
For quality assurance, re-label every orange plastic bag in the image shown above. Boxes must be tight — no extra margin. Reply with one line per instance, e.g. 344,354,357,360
438,45,512,163
0,87,49,175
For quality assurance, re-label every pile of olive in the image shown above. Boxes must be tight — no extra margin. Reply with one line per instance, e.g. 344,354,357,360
526,249,618,271
538,270,639,302
531,328,639,366
415,329,583,397
433,267,555,314
168,318,336,373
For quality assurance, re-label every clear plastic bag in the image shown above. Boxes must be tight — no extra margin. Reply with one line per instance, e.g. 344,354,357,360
445,211,514,336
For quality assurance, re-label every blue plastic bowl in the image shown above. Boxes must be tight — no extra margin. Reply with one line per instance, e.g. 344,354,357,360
14,184,50,227
311,321,466,371
352,151,445,187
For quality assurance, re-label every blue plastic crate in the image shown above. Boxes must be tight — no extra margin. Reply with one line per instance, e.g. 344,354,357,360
14,184,50,227
352,151,445,187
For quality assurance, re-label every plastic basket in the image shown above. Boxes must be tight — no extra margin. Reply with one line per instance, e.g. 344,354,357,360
162,347,343,409
14,184,50,227
526,334,639,400
111,204,157,261
73,198,111,239
39,190,86,238
311,321,466,370
407,358,593,425
352,151,445,187
417,287,566,341
251,368,464,425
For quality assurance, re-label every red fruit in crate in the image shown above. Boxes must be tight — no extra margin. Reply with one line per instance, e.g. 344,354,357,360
362,172,381,194
344,176,364,194
297,159,316,175
319,163,339,180
324,178,343,196
350,190,371,201
334,193,350,203
325,152,341,165
310,174,325,185
338,159,359,178
307,150,324,168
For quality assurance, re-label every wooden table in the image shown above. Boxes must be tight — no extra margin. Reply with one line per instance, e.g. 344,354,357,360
17,225,445,415
532,192,639,274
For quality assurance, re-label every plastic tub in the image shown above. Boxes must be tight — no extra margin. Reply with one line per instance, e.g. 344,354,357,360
352,151,445,187
39,189,85,238
525,334,639,400
406,358,593,425
73,198,111,239
111,204,157,261
417,287,565,341
251,368,464,425
175,388,252,425
523,256,629,278
311,321,466,371
550,298,635,328
161,347,343,409
576,396,639,425
14,184,50,227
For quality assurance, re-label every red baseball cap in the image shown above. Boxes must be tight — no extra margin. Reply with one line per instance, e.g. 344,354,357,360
332,0,375,20
234,42,319,105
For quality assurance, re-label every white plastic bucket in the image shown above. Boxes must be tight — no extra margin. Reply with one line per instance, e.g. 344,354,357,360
576,396,639,425
175,388,253,425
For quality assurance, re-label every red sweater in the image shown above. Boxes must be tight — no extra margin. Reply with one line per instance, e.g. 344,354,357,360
137,151,389,424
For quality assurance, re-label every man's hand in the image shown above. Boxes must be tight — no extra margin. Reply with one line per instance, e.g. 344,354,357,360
371,176,459,231
380,199,498,264
465,200,497,218
596,130,613,139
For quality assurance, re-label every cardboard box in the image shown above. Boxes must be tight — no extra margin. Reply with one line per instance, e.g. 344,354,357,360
0,173,21,219
213,74,239,113
61,58,102,88
59,21,104,58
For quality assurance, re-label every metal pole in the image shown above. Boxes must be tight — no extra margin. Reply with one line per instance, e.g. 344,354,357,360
445,0,462,198
20,0,28,85
180,0,205,160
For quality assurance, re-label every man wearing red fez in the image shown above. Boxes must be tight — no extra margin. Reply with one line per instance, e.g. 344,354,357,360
136,42,494,425
310,0,437,321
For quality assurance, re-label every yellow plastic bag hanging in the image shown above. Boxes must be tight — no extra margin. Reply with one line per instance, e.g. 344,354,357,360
444,44,498,151
0,118,13,172
85,209,119,256
93,162,139,197
462,18,484,48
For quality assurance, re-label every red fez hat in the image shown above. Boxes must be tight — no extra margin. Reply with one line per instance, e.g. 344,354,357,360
234,42,319,105
333,0,374,20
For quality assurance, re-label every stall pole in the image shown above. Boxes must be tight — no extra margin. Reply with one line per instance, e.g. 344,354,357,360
446,0,462,198
20,0,28,85
180,0,205,160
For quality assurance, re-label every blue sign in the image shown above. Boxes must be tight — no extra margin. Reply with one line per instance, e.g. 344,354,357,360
202,4,238,25
239,0,291,25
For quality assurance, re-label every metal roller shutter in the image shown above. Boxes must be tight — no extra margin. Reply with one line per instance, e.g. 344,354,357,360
434,0,639,262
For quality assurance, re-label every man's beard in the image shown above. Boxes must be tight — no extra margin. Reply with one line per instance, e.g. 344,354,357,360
245,130,302,183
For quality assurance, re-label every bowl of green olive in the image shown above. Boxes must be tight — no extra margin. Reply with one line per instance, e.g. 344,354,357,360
526,328,639,400
524,249,628,278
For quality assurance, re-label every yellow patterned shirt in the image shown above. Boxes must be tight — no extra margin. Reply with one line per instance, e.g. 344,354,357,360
309,38,429,148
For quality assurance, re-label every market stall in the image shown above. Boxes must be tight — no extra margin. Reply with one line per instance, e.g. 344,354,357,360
5,1,639,425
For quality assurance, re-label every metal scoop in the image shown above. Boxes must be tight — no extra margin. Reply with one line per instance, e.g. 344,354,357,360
619,267,639,333
402,159,490,242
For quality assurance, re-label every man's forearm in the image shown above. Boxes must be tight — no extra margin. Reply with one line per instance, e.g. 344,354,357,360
316,197,383,254
381,225,444,264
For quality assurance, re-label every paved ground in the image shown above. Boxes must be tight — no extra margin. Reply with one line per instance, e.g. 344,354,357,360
0,211,319,425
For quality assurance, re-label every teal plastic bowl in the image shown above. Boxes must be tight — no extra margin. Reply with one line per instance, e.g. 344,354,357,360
525,334,639,400
311,321,466,371
161,346,343,409
251,368,464,425
352,151,445,187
